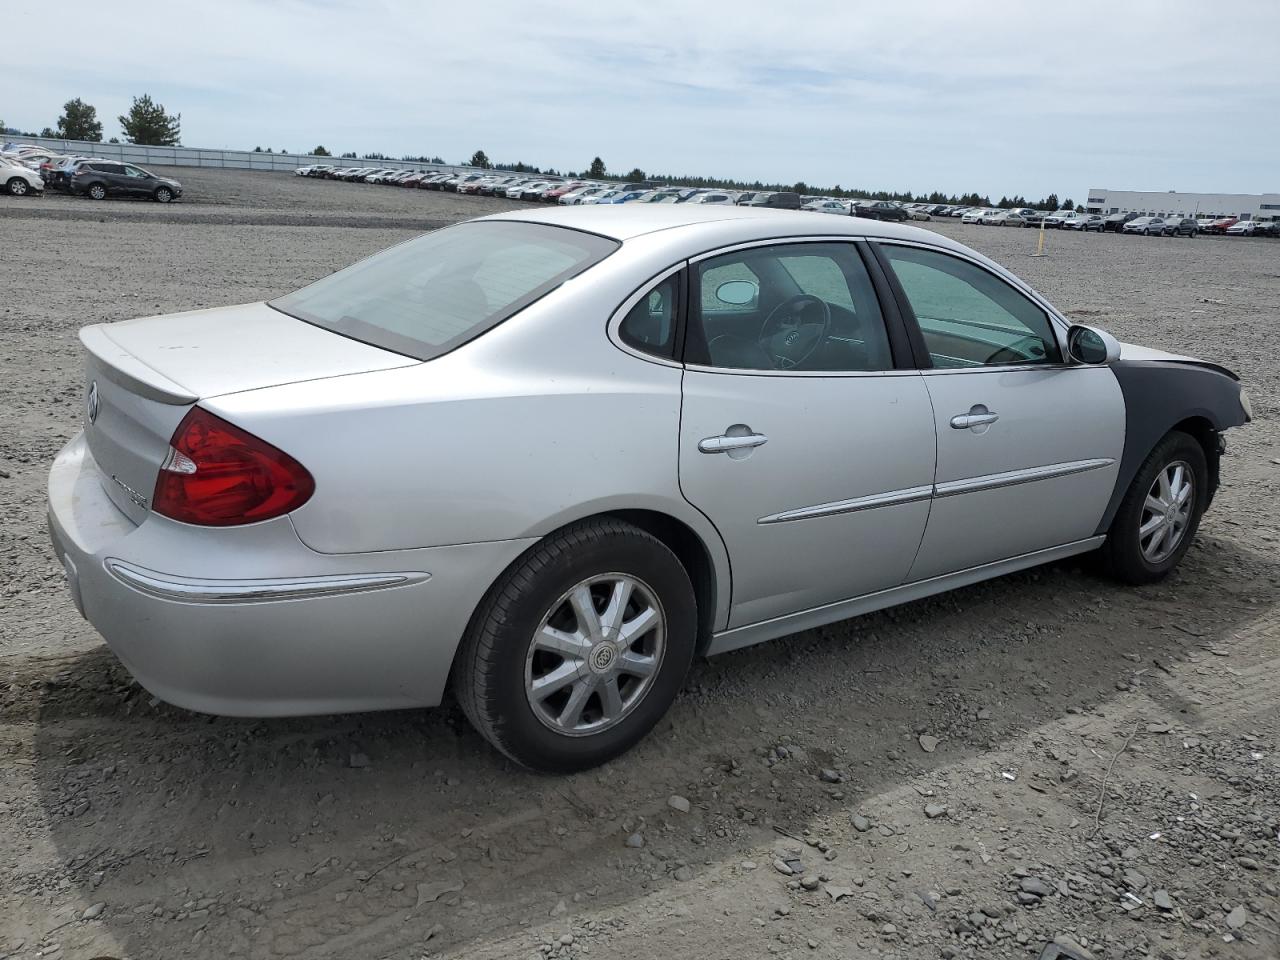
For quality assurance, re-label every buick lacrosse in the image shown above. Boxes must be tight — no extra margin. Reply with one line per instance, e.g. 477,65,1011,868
48,206,1251,771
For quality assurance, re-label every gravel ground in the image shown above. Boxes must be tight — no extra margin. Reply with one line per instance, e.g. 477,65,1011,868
1,169,1277,960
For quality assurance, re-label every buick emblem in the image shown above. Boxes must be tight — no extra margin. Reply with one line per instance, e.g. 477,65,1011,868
86,382,100,424
589,643,618,673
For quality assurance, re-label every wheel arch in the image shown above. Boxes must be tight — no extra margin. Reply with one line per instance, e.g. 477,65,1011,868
604,508,721,657
1170,414,1221,507
455,505,730,677
1096,360,1246,535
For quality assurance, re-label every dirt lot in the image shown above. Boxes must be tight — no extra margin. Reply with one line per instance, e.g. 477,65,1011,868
1,169,1277,960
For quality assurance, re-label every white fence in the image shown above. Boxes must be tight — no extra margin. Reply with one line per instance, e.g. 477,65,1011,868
2,134,483,176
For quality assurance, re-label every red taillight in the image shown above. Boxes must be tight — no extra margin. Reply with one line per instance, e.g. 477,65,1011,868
152,407,314,526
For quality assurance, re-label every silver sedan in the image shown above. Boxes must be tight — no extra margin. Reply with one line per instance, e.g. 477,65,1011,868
48,206,1252,771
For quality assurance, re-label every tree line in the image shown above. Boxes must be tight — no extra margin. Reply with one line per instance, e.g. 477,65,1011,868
0,105,1079,211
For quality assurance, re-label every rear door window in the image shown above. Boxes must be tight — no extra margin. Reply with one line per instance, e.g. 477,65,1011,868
272,221,618,360
688,242,893,372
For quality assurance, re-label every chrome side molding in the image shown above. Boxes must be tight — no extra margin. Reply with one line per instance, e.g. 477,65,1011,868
104,558,430,604
758,485,933,524
758,459,1115,524
933,459,1115,498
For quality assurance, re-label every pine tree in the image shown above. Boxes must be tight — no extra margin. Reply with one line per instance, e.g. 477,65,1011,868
118,94,181,146
55,98,103,141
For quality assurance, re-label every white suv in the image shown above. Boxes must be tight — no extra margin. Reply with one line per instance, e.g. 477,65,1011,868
1,157,44,196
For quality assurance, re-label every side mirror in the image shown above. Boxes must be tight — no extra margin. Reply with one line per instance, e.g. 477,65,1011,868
1067,324,1121,365
715,280,758,306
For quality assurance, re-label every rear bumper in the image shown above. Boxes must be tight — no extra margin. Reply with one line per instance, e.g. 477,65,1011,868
48,432,534,717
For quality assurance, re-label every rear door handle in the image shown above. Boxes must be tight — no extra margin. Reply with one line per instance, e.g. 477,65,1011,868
698,433,769,454
950,407,999,430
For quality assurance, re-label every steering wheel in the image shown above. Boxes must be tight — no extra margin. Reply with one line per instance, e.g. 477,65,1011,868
757,295,832,370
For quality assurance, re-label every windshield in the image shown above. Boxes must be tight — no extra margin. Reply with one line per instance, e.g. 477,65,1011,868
271,221,619,360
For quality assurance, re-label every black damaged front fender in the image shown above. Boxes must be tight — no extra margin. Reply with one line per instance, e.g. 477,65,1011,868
1095,359,1250,535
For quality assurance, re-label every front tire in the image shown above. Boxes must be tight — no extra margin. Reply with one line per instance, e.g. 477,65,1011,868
154,186,173,203
6,177,29,196
1100,430,1208,585
453,519,697,772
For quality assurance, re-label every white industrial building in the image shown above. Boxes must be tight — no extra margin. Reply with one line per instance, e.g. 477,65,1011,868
1084,188,1280,220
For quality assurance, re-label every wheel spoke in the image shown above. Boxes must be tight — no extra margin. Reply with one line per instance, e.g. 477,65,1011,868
1158,469,1173,503
1139,514,1164,538
1143,522,1168,561
599,578,635,637
618,605,660,645
556,679,594,729
534,625,591,660
530,661,579,701
1145,494,1168,514
598,676,624,721
618,651,658,678
569,585,603,641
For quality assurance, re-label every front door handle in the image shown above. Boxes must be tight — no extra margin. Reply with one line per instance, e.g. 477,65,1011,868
698,432,768,454
950,405,999,430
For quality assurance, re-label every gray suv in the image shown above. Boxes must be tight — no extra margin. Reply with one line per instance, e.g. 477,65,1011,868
1162,216,1199,237
69,161,183,203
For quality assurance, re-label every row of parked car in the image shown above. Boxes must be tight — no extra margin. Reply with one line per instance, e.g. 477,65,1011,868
294,164,950,219
956,204,1279,237
0,142,184,201
296,166,1280,237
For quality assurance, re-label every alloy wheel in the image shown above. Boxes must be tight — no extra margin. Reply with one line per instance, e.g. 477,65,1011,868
524,573,666,737
9,178,27,196
1139,460,1194,563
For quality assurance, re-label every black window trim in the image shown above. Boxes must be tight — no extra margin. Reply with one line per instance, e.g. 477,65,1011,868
615,265,687,362
605,260,689,370
868,239,1073,373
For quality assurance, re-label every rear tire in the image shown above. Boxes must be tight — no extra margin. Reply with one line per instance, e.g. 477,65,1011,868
87,183,107,200
1100,430,1208,585
453,519,697,772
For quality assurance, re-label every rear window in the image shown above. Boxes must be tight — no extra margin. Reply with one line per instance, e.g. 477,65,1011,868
270,221,619,360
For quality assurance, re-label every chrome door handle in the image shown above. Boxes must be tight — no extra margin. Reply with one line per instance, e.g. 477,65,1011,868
698,433,768,454
950,409,999,429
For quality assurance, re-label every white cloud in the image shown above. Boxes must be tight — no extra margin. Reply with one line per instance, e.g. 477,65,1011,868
9,0,1279,197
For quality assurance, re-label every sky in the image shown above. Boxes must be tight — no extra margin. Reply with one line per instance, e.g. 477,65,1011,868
8,0,1280,200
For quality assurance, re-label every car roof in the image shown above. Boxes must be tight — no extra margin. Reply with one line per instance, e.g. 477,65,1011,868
477,203,953,244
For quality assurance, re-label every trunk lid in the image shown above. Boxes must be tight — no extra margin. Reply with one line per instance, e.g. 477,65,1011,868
80,303,416,524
